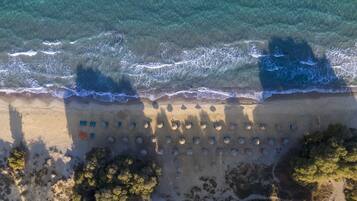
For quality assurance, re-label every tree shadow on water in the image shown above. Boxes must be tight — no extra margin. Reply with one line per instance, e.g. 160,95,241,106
76,65,137,95
258,37,346,92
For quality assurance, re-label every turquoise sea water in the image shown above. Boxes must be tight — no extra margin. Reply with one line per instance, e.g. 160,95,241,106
0,1,357,100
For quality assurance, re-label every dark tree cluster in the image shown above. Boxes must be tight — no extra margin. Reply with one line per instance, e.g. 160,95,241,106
72,148,161,201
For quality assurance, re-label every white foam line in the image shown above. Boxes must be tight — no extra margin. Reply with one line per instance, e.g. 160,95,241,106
42,41,62,46
8,50,37,57
41,51,60,55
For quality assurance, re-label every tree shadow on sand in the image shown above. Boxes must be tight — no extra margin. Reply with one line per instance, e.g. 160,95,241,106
65,64,162,199
252,37,354,200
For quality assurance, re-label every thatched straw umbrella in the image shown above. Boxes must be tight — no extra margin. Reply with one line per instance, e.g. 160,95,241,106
214,122,222,131
238,137,245,145
107,136,115,143
136,136,144,144
259,123,266,130
157,122,164,128
186,148,193,156
245,148,252,155
179,136,186,145
268,138,275,146
130,122,136,130
140,149,147,156
185,122,193,130
245,123,252,130
229,123,237,130
261,148,268,155
193,137,200,145
156,148,164,155
209,136,216,145
223,136,231,144
150,136,158,143
172,148,179,156
144,121,150,129
252,137,260,145
216,148,223,156
171,121,179,130
282,138,289,145
122,136,129,143
231,148,238,156
200,122,207,129
166,136,172,144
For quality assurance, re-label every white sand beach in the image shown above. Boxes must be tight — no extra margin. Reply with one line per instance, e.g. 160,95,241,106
0,93,357,200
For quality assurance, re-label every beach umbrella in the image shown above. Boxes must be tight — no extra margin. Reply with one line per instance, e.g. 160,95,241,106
252,137,260,145
185,122,193,129
140,149,148,156
259,123,266,130
130,122,136,130
144,121,150,129
107,136,115,143
157,122,164,128
268,138,275,146
171,121,179,130
238,137,245,145
186,148,193,156
193,137,200,145
229,123,237,130
156,148,164,155
122,136,129,143
179,136,186,145
172,148,179,156
231,148,238,156
282,138,289,145
166,136,172,144
245,123,252,130
223,136,231,144
150,136,158,143
200,122,207,129
216,148,223,156
136,136,143,144
209,137,216,145
214,122,222,131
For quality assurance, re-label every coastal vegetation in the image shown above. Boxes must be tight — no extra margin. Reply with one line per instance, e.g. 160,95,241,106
7,145,26,172
72,148,161,201
289,124,357,200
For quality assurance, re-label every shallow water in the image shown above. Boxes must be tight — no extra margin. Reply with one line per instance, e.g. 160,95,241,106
0,1,357,100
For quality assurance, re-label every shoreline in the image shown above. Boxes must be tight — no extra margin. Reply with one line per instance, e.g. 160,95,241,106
0,86,355,104
0,88,356,105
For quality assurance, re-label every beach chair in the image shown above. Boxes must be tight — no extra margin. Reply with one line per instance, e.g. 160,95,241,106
79,120,87,126
79,131,88,140
89,121,96,127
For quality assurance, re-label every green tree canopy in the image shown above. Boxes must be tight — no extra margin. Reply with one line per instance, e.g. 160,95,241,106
73,148,161,201
291,124,357,185
7,145,26,172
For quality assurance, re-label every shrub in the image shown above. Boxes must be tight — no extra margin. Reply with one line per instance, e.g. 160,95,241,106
7,145,26,172
291,124,357,185
74,148,161,201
